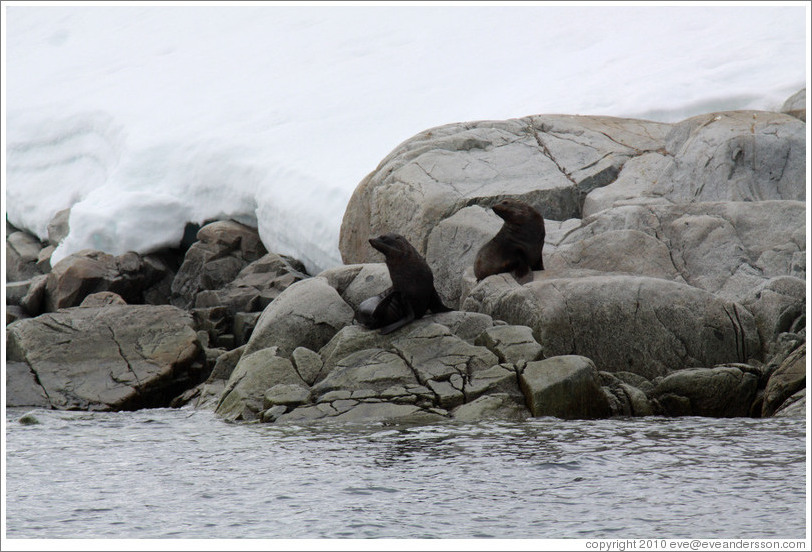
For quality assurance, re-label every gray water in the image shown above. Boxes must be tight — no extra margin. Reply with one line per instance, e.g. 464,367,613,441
4,407,807,540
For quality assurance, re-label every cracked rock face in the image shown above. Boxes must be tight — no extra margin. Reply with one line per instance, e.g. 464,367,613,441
463,272,760,379
44,249,176,312
215,266,541,423
267,316,532,424
171,220,268,309
338,110,804,266
651,366,759,418
6,304,204,410
339,114,673,265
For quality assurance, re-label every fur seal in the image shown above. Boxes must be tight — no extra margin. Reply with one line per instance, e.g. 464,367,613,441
474,198,546,284
357,233,451,334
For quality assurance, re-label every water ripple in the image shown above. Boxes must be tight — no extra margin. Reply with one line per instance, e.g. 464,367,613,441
5,408,806,539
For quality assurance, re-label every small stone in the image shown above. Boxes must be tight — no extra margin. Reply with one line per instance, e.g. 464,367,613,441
261,405,288,423
18,412,41,425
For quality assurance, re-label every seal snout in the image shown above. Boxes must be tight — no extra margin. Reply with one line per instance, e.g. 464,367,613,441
492,200,511,219
369,235,388,254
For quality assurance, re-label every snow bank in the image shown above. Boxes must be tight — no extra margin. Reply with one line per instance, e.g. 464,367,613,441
4,5,807,274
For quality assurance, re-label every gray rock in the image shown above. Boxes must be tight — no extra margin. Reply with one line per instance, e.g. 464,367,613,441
582,152,673,216
586,111,805,214
451,393,529,421
15,275,48,317
7,230,45,282
208,345,245,381
426,205,501,308
651,366,759,417
79,291,127,307
519,355,612,419
6,304,204,410
6,280,32,306
215,348,300,421
474,325,543,365
740,277,805,352
290,347,326,386
174,345,246,410
6,361,51,408
191,306,231,346
263,383,311,408
762,343,805,417
244,277,355,358
427,311,495,343
612,371,655,395
781,88,805,121
559,201,805,303
47,208,71,246
36,245,55,273
261,405,289,423
547,228,683,282
318,324,393,377
601,373,655,417
317,264,365,296
233,312,260,347
18,412,42,425
391,323,500,391
6,306,28,325
193,252,308,315
340,114,671,265
171,220,267,309
44,249,173,311
312,349,419,397
322,263,391,312
773,389,805,418
463,272,760,379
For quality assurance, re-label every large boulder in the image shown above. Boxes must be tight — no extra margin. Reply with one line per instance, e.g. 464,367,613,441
650,366,759,417
762,343,806,417
430,200,804,314
463,272,761,379
339,114,672,264
215,347,303,422
6,304,204,410
561,201,805,302
585,110,805,214
781,88,805,122
339,111,804,267
6,228,46,282
171,220,267,309
43,249,176,312
520,355,612,419
242,277,355,358
266,316,532,424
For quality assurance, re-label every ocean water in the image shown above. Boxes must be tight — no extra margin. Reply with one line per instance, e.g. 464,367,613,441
4,407,806,540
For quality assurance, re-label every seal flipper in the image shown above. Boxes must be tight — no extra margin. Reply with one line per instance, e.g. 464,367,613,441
357,288,395,328
429,289,452,313
378,301,415,335
512,263,533,284
357,288,406,329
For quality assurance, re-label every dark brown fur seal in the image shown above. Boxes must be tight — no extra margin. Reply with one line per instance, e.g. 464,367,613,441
474,198,546,284
357,233,451,334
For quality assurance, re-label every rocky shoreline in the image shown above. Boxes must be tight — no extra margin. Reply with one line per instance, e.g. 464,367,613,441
6,89,807,423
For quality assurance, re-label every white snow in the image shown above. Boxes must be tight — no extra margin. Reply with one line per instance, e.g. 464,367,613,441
3,3,808,274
